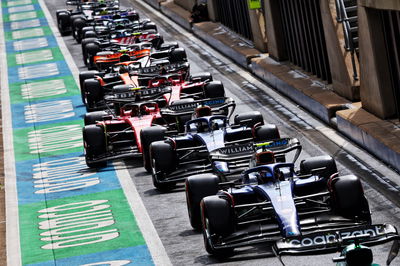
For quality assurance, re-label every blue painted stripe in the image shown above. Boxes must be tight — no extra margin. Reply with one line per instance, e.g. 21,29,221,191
26,245,153,266
16,152,121,205
8,60,72,84
6,34,57,53
3,17,47,31
11,95,85,129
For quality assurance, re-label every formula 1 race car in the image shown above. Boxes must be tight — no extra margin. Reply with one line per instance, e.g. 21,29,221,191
185,137,302,229
198,160,399,257
332,233,399,266
82,69,223,112
146,112,280,190
82,37,169,70
82,97,235,168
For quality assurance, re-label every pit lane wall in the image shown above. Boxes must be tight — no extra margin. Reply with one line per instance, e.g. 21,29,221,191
0,0,156,265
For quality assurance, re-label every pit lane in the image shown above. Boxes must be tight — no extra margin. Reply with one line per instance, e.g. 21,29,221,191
43,0,400,265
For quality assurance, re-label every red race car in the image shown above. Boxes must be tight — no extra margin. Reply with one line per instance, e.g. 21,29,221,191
82,97,235,168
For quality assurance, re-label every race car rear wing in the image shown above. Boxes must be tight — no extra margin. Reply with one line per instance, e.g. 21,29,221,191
274,223,399,255
210,138,301,162
161,97,236,118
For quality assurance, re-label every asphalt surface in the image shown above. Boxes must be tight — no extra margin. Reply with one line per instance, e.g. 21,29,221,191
44,0,400,265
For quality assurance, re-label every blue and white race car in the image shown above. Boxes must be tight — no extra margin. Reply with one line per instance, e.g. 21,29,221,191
199,161,399,257
146,111,280,190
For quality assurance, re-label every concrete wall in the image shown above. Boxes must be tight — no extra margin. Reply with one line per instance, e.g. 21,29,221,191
359,0,400,11
358,6,396,119
174,0,196,11
320,0,360,101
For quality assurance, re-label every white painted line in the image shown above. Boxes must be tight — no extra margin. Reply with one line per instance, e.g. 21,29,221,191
9,11,37,21
113,161,172,266
27,124,82,154
21,79,67,99
0,5,22,266
12,27,44,39
7,0,32,7
13,37,48,51
16,49,53,64
24,100,75,123
18,62,59,79
11,19,41,30
8,4,34,13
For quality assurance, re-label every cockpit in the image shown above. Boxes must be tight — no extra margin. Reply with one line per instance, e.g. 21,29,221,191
186,116,227,134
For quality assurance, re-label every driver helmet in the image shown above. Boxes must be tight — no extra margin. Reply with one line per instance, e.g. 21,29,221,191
255,151,275,166
195,105,211,118
119,54,130,62
257,169,271,184
118,65,128,73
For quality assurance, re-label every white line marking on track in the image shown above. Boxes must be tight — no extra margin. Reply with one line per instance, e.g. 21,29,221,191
11,19,41,30
113,161,172,266
0,4,22,266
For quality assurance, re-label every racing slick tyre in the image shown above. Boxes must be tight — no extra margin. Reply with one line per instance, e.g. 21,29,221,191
159,42,179,50
253,124,280,141
329,175,371,223
82,29,96,39
72,17,86,43
56,12,70,35
190,72,213,82
83,125,107,168
140,126,167,173
201,195,235,256
81,37,97,54
234,111,264,127
151,35,164,50
186,174,219,230
169,48,187,63
79,71,99,103
150,141,177,191
84,43,100,69
204,81,225,98
142,21,157,31
300,155,338,180
84,111,108,126
83,79,104,112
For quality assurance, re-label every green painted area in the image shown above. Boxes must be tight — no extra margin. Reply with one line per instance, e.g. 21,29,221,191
9,76,80,104
3,10,44,23
13,119,84,161
5,26,51,41
19,189,146,265
2,0,37,8
7,47,64,67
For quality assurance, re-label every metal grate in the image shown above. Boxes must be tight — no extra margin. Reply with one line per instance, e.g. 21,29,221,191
215,0,253,41
381,10,400,119
279,0,332,83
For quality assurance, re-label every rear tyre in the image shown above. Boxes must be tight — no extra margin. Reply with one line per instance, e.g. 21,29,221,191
201,195,235,256
84,111,108,126
140,126,167,172
300,155,338,180
72,17,86,43
169,48,187,63
85,42,100,69
254,124,280,141
190,72,213,82
186,174,219,230
83,125,107,168
83,79,103,112
79,71,99,103
234,111,264,127
204,81,225,98
143,21,157,31
57,13,70,35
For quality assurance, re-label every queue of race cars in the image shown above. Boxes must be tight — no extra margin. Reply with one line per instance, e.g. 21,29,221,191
56,0,400,264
